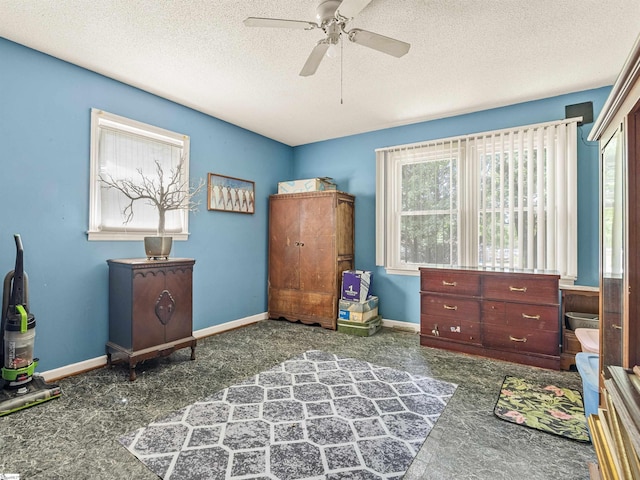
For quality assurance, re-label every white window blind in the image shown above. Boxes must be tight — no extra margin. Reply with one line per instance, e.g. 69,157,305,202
376,118,579,281
88,109,191,241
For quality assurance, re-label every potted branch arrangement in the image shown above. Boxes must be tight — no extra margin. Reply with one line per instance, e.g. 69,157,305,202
99,157,205,259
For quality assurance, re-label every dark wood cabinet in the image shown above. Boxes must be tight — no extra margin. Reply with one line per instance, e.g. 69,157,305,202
560,286,599,371
268,191,355,330
106,258,196,380
420,267,561,369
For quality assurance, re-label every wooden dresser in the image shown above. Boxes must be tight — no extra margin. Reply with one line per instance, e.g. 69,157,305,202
420,267,561,369
106,258,197,380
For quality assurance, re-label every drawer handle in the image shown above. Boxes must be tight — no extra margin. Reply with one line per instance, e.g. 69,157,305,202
443,304,458,311
612,324,622,330
509,335,527,343
442,280,457,287
509,286,527,293
521,313,541,320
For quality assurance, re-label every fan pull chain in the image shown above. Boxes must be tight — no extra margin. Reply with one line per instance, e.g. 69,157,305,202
340,35,344,105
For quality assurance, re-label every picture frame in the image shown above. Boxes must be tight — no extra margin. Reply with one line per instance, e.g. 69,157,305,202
207,173,255,214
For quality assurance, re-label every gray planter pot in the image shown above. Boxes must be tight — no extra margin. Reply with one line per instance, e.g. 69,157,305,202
144,236,172,259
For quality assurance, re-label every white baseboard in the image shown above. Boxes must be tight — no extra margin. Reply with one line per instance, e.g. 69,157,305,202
41,313,268,382
193,312,267,339
381,318,420,333
40,313,418,381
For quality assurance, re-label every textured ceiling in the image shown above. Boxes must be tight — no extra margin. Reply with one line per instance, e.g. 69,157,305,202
1,0,639,146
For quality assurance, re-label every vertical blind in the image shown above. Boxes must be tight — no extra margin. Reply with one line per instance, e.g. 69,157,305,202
376,118,579,281
98,127,184,232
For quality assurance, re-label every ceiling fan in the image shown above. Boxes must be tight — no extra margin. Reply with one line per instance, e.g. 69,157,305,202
244,0,411,77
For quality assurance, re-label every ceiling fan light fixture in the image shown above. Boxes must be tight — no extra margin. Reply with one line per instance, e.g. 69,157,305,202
326,42,339,58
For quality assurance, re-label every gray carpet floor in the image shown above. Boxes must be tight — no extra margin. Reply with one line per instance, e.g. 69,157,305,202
0,319,596,479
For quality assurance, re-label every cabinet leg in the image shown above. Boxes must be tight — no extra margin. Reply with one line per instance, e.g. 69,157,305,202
106,351,112,368
190,345,196,361
129,364,137,382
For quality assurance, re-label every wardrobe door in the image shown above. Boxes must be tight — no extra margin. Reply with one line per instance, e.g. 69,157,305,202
600,125,625,373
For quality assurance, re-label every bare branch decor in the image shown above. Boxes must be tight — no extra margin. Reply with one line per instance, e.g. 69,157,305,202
99,156,205,235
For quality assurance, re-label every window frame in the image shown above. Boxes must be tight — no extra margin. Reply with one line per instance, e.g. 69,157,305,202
376,118,579,281
87,109,191,241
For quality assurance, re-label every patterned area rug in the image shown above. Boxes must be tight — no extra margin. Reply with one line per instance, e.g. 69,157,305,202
493,375,590,443
119,350,457,479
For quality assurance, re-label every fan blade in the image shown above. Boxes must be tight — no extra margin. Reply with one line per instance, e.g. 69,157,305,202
336,0,373,19
244,17,318,30
300,41,330,77
348,28,410,57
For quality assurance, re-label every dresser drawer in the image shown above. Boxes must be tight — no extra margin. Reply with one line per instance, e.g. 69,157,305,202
420,269,481,296
482,274,559,304
482,323,559,356
482,301,558,330
421,314,481,345
421,294,480,319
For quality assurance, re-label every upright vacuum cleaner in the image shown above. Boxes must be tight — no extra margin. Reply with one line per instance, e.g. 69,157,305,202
0,234,61,416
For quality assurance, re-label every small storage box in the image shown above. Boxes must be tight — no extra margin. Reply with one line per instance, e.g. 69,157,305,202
277,177,336,194
337,315,382,336
341,270,372,302
566,312,599,330
338,296,379,322
576,352,599,432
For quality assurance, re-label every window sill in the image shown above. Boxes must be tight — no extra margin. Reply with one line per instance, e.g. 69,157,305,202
87,231,189,241
383,266,420,276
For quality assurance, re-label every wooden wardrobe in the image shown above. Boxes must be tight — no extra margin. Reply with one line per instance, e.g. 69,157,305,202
268,190,355,329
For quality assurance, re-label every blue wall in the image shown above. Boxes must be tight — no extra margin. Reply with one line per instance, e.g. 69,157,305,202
0,36,609,371
293,88,609,324
0,38,293,371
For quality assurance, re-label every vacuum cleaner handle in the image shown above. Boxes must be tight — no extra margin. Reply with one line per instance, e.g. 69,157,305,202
9,234,25,310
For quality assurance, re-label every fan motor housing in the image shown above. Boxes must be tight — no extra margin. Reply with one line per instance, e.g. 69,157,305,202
316,0,341,24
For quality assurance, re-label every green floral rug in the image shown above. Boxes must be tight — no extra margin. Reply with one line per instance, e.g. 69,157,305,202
493,375,590,443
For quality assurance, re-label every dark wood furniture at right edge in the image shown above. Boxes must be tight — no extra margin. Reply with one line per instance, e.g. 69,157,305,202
420,267,561,369
587,33,640,478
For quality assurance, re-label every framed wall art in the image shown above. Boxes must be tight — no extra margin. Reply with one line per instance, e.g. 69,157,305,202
207,173,255,214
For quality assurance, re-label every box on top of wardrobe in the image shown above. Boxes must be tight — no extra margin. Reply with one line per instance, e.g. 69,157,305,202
277,177,336,194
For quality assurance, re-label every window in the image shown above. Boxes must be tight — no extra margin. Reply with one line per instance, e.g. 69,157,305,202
88,109,191,241
376,119,579,282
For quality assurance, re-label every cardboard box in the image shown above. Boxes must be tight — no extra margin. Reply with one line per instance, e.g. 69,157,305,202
277,177,336,194
338,296,379,322
337,315,382,336
341,270,372,302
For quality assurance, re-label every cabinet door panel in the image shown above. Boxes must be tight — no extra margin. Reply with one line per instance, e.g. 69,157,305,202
300,195,334,238
164,266,193,342
300,235,335,293
269,197,300,290
132,270,166,350
297,195,337,294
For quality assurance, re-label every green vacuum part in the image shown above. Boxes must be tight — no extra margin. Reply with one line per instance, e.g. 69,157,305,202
2,359,37,382
0,376,62,417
